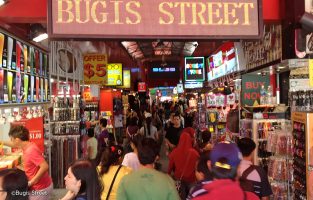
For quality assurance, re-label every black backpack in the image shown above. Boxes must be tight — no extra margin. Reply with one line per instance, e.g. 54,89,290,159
239,165,263,198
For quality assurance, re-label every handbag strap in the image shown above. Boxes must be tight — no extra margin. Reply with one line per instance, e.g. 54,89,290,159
179,152,191,181
106,165,122,200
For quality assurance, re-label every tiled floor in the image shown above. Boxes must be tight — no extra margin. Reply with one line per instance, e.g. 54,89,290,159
50,188,67,200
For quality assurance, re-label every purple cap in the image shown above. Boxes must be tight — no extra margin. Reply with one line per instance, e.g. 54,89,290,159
211,142,242,169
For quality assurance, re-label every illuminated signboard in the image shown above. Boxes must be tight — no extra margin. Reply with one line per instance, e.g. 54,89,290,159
106,63,123,86
117,70,131,89
185,57,205,82
152,67,176,72
49,0,262,39
207,42,239,81
184,82,203,89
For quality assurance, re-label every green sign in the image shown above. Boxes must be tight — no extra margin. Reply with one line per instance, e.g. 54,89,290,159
241,74,270,106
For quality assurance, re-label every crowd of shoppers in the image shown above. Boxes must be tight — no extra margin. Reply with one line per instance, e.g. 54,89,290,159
0,99,274,200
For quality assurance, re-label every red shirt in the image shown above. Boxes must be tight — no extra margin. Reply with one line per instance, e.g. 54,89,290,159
193,179,259,200
23,143,52,190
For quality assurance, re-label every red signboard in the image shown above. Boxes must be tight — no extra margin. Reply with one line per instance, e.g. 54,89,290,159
138,82,146,92
49,0,262,39
11,117,44,153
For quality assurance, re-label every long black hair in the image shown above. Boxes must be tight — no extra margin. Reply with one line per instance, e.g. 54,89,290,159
70,159,103,200
99,145,124,175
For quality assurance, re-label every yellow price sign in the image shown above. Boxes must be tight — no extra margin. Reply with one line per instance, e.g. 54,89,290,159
83,54,108,85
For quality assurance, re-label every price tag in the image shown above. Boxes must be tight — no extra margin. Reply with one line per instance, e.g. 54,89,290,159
83,54,107,85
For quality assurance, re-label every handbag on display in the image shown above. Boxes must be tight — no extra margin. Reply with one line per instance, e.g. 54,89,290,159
226,109,239,133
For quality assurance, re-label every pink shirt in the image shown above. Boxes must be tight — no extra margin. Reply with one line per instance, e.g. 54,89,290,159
23,143,52,190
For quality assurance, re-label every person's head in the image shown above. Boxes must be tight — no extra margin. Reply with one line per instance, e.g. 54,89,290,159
8,126,29,147
130,134,143,151
173,112,181,127
137,138,158,166
129,117,138,126
0,169,28,200
210,142,242,180
145,112,152,125
64,159,103,200
100,118,107,128
87,128,95,138
99,145,124,175
183,127,196,139
202,130,211,144
196,150,213,181
237,137,256,158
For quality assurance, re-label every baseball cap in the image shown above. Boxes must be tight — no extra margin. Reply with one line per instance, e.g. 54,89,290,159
210,142,242,170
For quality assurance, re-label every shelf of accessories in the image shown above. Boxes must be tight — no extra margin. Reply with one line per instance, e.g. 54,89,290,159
0,102,50,108
253,118,293,200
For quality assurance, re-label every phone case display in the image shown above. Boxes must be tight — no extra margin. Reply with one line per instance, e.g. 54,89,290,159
0,31,49,104
49,96,81,188
83,101,99,121
289,90,313,112
51,97,80,122
291,112,313,200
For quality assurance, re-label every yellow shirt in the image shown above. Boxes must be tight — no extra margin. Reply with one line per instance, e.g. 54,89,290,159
98,165,132,200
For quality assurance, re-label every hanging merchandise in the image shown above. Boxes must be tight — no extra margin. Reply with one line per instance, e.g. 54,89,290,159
51,136,79,188
291,112,313,200
207,94,216,107
226,108,240,134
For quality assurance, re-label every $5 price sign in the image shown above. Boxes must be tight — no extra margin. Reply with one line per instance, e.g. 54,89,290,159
84,63,107,79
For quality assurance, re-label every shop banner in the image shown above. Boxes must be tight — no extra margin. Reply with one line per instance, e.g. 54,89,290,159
11,117,44,153
49,0,262,39
83,54,107,85
242,24,282,70
117,70,131,89
106,63,123,86
241,74,270,106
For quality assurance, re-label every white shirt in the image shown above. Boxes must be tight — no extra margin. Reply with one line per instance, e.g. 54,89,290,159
86,137,98,160
122,152,140,171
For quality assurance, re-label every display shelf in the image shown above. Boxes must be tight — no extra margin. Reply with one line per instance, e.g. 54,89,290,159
0,102,50,108
50,120,80,123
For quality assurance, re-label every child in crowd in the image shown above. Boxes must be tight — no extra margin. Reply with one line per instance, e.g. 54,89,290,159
187,150,212,200
61,159,103,200
1,125,53,200
86,128,98,166
0,168,29,200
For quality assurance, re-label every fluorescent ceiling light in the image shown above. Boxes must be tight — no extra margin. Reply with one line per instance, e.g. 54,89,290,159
0,0,7,6
33,33,48,42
